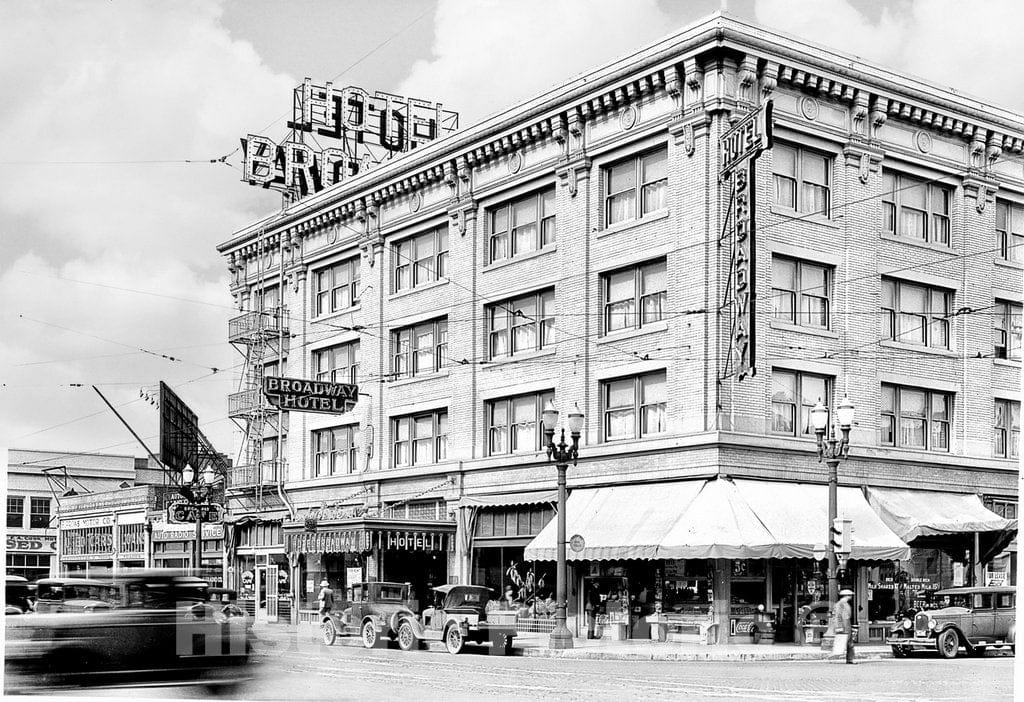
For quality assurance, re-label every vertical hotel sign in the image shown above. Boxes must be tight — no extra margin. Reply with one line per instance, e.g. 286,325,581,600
720,102,772,380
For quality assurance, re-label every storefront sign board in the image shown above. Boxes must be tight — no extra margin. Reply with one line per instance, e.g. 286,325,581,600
6,535,57,553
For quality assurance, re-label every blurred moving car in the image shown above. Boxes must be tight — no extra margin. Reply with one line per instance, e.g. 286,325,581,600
5,576,35,615
208,587,252,631
4,569,254,694
395,585,518,655
34,577,119,613
886,585,1016,659
320,581,416,647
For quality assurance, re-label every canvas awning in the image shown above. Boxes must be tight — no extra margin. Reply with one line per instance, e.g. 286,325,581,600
523,481,704,561
864,487,1017,542
731,480,911,561
459,490,558,508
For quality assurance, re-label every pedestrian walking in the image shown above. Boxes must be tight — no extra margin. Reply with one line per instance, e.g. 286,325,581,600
318,579,335,616
834,588,856,664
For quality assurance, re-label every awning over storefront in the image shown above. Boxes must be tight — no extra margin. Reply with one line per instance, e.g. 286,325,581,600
732,480,911,561
865,487,1018,542
459,490,558,508
523,481,704,561
524,478,911,562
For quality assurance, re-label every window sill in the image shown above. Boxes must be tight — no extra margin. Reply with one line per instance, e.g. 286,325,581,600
311,305,363,327
388,369,451,387
993,358,1021,368
597,321,669,343
768,320,838,339
994,258,1024,271
877,339,958,357
389,278,449,301
483,347,556,368
879,232,955,254
768,206,839,228
875,444,951,457
600,431,669,445
484,244,557,272
598,209,670,238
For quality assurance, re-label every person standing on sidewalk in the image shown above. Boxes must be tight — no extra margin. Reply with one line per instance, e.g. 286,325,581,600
318,579,335,616
835,588,856,664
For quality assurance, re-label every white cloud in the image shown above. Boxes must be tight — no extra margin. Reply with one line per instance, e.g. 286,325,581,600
396,0,671,125
754,0,1024,112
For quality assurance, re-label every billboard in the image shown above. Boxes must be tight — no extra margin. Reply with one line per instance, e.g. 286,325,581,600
159,381,200,472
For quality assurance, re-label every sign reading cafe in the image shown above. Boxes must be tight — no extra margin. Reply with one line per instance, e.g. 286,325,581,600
242,79,459,198
719,101,773,381
263,376,358,414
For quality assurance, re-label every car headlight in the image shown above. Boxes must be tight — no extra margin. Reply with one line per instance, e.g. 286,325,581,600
928,619,937,630
902,620,912,629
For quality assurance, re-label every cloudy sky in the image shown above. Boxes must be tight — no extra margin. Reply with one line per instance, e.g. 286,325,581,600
2,0,1021,465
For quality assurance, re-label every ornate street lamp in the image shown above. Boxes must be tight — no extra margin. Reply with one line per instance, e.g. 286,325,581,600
810,393,855,648
180,464,217,575
541,400,584,650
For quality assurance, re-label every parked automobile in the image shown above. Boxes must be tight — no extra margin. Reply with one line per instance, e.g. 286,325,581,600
5,576,35,615
33,577,119,613
320,581,417,648
4,569,254,694
395,584,518,655
886,585,1015,659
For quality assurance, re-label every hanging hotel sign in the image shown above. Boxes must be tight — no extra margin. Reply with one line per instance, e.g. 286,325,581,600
720,101,773,381
242,79,459,199
263,376,358,414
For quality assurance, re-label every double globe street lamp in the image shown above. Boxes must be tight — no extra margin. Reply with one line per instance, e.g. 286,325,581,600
809,393,856,646
180,464,217,576
541,400,584,650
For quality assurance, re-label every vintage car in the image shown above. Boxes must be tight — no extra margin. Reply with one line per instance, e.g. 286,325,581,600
4,570,254,694
5,576,34,615
33,577,120,613
886,585,1016,659
394,584,518,655
320,581,417,648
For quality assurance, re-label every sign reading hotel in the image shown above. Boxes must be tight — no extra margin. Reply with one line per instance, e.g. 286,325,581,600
263,376,358,414
242,79,459,199
720,101,773,381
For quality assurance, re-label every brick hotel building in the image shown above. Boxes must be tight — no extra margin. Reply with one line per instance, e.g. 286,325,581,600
218,14,1021,643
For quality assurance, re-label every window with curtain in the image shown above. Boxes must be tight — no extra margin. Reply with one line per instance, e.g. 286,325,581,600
602,259,667,333
772,143,831,216
487,187,556,263
602,371,667,441
881,278,951,349
881,171,951,245
770,370,831,436
880,384,952,451
604,147,668,226
771,257,831,328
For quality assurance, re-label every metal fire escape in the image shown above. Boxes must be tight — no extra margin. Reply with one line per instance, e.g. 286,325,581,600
227,227,288,513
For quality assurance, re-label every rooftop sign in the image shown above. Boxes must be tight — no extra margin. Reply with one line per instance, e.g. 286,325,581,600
242,79,459,199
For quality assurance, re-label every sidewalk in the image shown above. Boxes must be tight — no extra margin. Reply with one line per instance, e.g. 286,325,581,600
252,623,893,662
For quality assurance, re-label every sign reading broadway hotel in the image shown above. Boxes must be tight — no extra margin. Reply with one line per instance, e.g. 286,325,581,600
263,376,358,414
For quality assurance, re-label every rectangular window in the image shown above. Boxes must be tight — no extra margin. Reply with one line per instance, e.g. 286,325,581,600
313,341,359,384
7,497,23,528
604,147,668,226
772,143,831,216
771,370,831,436
602,259,667,333
881,278,951,349
994,399,1020,459
881,384,952,452
312,425,357,477
996,200,1024,263
487,289,555,359
487,187,556,263
487,391,554,456
602,371,667,441
988,498,1018,521
393,226,449,292
771,257,831,328
994,300,1022,360
29,497,51,529
393,410,448,467
253,284,280,313
392,318,447,379
313,258,360,316
882,172,952,245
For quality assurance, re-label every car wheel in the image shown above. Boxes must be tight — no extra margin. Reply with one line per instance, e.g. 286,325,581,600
444,624,465,655
936,629,960,659
891,645,909,658
362,620,379,649
397,621,417,652
321,618,337,646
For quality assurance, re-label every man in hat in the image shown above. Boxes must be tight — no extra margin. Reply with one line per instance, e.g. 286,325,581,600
835,588,856,663
318,579,335,617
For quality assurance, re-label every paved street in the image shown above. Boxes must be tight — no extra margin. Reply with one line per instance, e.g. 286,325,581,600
53,630,1014,702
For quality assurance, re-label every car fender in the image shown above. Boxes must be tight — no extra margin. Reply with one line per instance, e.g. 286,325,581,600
939,624,966,646
398,616,428,638
361,614,385,632
388,607,415,634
